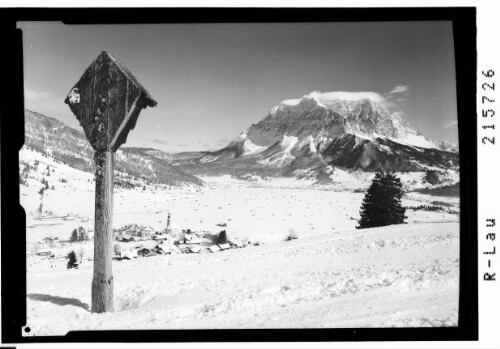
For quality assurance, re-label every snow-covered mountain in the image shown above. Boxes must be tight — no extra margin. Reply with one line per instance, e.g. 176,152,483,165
247,91,452,150
23,109,204,187
172,91,459,178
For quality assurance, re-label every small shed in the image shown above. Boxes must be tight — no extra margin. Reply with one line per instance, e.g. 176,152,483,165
218,243,230,251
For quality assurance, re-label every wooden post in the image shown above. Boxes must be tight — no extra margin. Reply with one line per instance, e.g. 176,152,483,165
91,150,114,313
64,51,157,313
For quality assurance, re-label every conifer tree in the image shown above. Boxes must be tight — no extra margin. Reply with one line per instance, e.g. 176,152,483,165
217,230,228,244
67,250,78,269
357,171,407,229
70,228,78,242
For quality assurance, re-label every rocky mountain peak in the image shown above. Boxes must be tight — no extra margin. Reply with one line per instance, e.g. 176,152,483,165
248,91,451,151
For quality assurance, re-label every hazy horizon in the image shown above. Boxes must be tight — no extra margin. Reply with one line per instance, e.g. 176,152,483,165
20,21,458,153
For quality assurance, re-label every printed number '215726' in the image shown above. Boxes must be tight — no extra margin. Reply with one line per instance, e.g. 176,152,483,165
482,70,495,145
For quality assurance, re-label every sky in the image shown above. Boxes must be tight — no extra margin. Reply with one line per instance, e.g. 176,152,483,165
19,21,458,152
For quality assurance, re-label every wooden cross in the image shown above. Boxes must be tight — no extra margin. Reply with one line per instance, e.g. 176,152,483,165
64,51,157,313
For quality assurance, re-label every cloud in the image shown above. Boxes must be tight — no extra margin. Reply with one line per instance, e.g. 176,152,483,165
23,87,69,116
283,86,411,107
156,124,162,129
443,120,458,129
322,91,386,103
151,139,170,145
309,91,387,104
215,138,231,145
388,84,409,95
380,85,410,108
24,88,57,102
176,143,188,147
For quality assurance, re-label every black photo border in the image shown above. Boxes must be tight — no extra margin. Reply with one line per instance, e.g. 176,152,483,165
0,7,478,344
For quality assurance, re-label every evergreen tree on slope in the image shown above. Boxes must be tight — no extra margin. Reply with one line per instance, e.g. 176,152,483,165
357,171,407,229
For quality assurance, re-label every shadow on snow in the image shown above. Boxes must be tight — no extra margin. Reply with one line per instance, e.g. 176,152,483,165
28,293,90,311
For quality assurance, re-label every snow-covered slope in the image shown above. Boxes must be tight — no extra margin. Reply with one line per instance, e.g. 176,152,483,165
26,222,459,334
23,147,460,334
24,109,204,187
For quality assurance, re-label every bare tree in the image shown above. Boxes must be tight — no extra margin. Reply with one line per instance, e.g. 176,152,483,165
113,243,121,256
77,246,85,261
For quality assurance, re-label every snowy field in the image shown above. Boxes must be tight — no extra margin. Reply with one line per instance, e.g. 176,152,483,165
20,149,460,335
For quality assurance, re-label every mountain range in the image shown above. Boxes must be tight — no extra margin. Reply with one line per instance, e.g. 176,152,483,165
170,91,459,179
23,91,459,186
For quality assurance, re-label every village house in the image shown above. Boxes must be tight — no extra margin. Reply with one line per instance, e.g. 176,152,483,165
42,236,55,244
188,246,201,254
218,243,231,251
154,245,171,255
136,248,150,257
229,238,244,248
119,234,136,242
36,249,52,257
120,250,137,260
137,227,154,238
116,224,155,239
208,245,221,253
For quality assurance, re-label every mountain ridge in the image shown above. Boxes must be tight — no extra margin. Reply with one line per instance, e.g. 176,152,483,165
23,109,204,187
169,92,459,178
247,92,457,151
